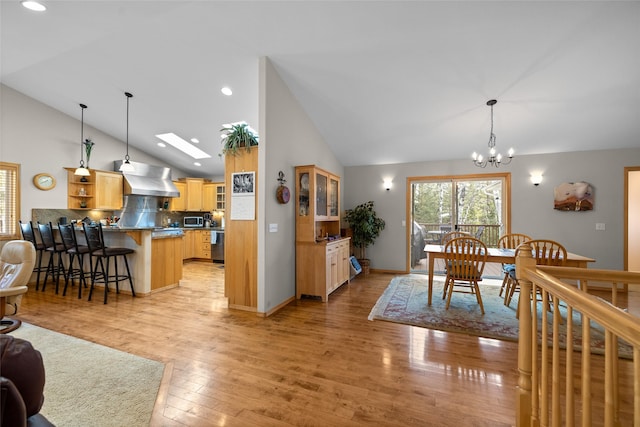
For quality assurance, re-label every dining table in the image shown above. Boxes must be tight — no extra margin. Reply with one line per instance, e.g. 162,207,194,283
423,244,595,306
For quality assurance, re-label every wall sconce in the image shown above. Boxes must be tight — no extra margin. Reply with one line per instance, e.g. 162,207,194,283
530,174,543,186
383,179,393,191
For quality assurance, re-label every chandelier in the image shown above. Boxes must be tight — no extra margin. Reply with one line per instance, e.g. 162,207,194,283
472,99,513,168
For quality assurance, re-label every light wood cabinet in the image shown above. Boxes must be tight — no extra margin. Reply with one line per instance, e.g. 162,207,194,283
170,181,187,211
295,165,350,301
151,236,183,290
66,168,123,210
203,183,216,212
215,183,226,210
183,229,211,260
186,178,204,211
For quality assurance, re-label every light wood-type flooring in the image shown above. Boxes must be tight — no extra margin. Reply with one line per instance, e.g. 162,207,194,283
15,261,638,426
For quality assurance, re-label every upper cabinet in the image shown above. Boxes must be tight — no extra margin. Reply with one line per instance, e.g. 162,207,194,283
66,168,123,210
185,178,204,211
170,181,187,211
295,165,341,242
170,178,223,212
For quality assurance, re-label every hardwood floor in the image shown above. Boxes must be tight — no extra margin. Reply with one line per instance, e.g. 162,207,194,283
14,262,636,426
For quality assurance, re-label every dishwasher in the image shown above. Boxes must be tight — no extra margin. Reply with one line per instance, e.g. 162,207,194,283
211,230,224,263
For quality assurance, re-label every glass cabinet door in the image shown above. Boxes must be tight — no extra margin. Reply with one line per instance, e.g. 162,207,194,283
298,172,310,216
329,177,338,217
316,173,327,217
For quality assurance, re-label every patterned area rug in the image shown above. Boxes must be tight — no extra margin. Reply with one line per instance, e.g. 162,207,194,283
368,274,632,359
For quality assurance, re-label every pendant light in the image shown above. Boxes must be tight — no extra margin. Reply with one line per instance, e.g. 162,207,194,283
74,103,91,176
472,99,514,168
119,91,135,172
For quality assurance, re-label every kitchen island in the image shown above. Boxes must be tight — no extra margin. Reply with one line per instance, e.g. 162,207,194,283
85,226,184,295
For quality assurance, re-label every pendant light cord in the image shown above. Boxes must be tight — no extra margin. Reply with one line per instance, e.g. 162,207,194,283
80,103,87,167
125,92,132,162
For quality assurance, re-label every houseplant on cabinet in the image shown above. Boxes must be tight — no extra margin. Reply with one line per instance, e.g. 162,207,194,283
220,122,259,156
344,201,385,275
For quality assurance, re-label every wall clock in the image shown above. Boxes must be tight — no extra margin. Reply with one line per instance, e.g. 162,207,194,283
33,173,56,191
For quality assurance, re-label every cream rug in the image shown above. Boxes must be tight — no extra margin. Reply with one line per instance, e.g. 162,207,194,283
11,323,164,427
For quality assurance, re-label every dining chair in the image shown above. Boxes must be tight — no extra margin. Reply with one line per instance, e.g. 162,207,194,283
497,233,532,298
504,239,567,315
442,236,488,314
441,230,471,246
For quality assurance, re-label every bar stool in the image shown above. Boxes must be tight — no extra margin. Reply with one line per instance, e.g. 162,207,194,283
19,220,47,290
58,223,91,299
83,223,135,304
37,222,68,294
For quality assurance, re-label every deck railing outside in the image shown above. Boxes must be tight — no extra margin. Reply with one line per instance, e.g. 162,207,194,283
515,246,640,426
417,223,501,247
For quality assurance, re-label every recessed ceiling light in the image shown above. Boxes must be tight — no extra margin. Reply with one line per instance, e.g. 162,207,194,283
21,1,46,11
157,142,166,148
155,132,212,159
190,138,199,144
194,162,202,167
221,87,232,96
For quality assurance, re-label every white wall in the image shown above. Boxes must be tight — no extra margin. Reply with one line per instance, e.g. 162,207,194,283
344,147,640,271
0,84,190,222
260,58,344,313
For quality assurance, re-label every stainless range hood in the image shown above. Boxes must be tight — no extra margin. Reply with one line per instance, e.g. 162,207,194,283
114,160,180,198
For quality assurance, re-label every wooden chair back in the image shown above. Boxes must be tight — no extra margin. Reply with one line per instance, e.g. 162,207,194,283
442,231,471,246
498,233,531,249
519,239,567,266
443,236,487,280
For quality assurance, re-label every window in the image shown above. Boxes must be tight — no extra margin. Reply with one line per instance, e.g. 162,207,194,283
0,162,20,240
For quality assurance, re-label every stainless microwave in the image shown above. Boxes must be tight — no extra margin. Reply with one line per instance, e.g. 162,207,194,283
184,216,204,227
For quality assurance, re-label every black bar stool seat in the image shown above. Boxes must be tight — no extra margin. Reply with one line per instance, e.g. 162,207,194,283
58,223,91,299
83,223,135,304
19,220,47,290
37,222,68,294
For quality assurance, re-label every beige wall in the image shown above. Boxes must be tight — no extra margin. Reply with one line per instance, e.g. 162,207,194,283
259,58,344,313
344,148,640,271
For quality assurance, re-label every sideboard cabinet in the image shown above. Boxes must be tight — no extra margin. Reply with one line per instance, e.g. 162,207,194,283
295,165,350,301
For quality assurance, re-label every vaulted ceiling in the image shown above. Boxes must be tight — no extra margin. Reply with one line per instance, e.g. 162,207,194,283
2,1,639,177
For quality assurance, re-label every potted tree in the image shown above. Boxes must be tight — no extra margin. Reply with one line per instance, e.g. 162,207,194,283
344,201,385,275
220,122,259,156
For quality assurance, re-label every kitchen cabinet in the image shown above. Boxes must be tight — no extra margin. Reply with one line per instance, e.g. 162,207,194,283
295,165,350,301
215,183,225,210
183,229,211,260
171,178,216,212
186,178,203,211
170,181,187,211
203,183,216,212
66,168,123,210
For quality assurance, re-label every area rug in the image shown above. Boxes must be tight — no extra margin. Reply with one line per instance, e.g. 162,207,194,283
11,323,164,427
368,274,633,359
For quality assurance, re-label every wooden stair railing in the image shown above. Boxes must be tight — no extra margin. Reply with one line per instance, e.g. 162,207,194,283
515,246,640,427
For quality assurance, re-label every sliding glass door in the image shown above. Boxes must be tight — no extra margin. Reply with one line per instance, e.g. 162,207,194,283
409,173,510,272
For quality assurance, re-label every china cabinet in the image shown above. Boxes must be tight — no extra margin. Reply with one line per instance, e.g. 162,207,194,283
295,165,350,301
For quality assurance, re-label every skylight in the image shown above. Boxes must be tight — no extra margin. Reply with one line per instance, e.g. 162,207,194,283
155,133,211,159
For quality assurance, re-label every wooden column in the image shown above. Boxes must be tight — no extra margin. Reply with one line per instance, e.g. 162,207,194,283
516,244,535,427
224,146,258,311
